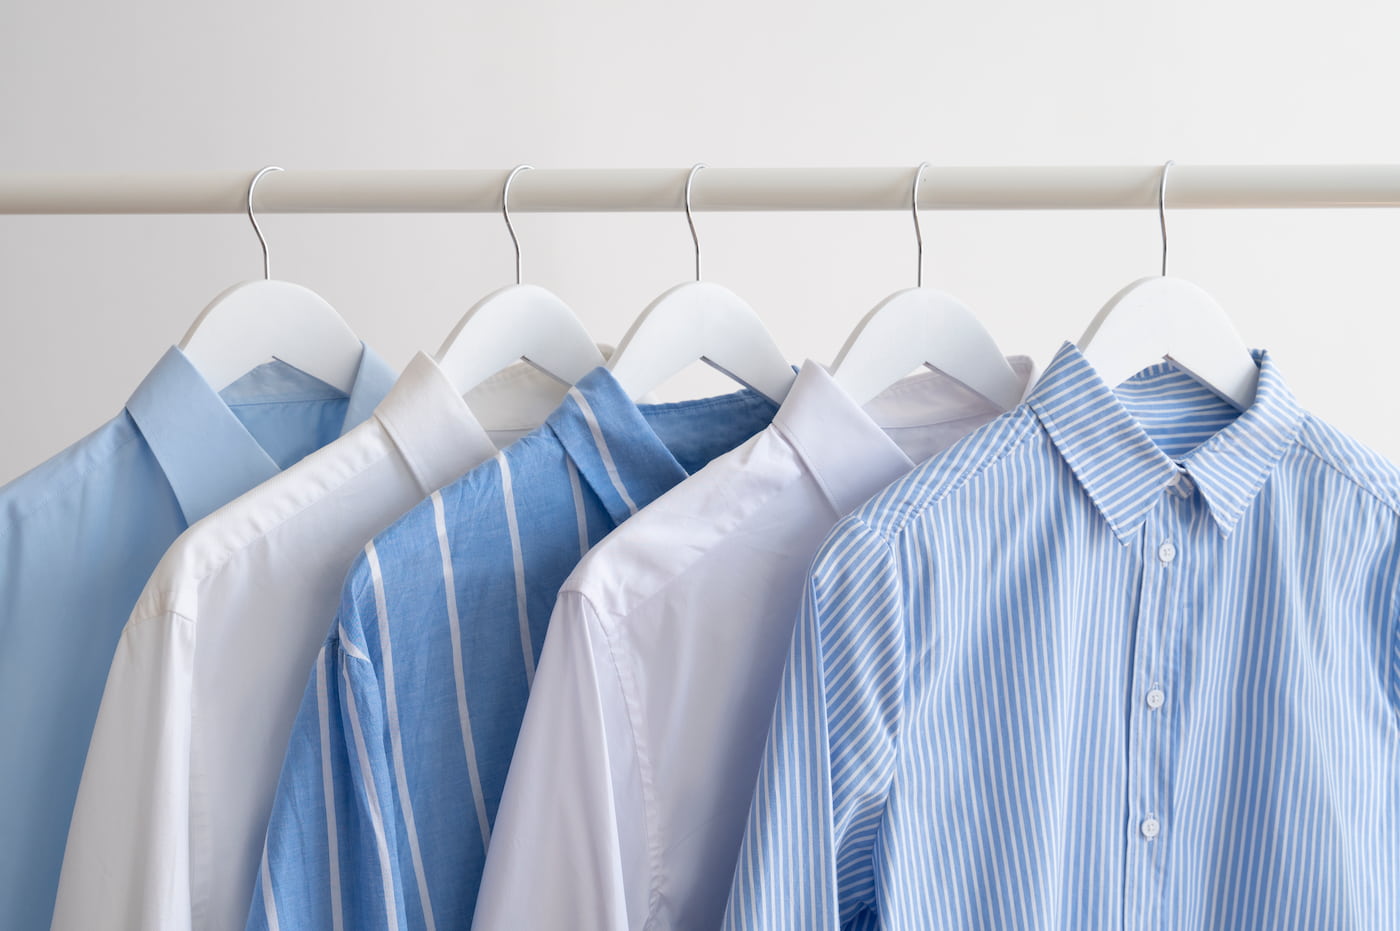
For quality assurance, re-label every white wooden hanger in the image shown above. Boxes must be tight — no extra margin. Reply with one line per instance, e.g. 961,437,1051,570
436,165,605,409
179,167,365,393
832,162,1024,410
1078,161,1259,410
607,164,795,405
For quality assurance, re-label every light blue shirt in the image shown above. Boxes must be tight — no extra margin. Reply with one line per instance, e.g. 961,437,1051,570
725,344,1400,930
247,367,777,931
0,345,393,931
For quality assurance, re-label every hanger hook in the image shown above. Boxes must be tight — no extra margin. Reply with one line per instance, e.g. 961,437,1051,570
247,166,283,281
912,161,931,288
1158,159,1174,277
684,163,706,282
502,165,533,285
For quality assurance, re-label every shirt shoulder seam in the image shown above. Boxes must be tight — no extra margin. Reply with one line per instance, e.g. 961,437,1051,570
0,419,145,542
879,409,1038,541
148,442,394,595
560,469,805,619
122,607,198,630
1293,416,1400,521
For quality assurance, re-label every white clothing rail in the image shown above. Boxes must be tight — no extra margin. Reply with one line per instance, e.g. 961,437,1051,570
1,166,1398,215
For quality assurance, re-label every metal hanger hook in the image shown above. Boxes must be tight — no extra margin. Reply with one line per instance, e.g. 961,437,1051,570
247,166,283,281
1158,160,1174,277
912,161,931,288
502,165,533,286
684,163,706,282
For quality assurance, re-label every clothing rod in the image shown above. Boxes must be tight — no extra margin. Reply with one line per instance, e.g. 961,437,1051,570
1,167,1399,215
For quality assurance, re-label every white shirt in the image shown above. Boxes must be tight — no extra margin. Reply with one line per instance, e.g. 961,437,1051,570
474,357,1034,930
52,353,558,931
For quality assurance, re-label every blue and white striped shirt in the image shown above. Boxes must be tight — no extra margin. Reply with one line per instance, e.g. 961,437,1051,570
248,367,776,931
725,343,1400,930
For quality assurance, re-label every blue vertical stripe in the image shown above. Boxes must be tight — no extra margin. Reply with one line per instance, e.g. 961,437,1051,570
365,539,436,931
431,490,492,852
725,343,1400,930
250,367,775,930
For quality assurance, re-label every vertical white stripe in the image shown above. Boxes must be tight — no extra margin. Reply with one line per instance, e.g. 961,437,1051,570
365,540,437,931
496,452,536,684
342,659,400,931
431,491,493,852
565,458,589,558
259,839,281,931
724,350,1398,929
317,653,344,931
568,387,640,516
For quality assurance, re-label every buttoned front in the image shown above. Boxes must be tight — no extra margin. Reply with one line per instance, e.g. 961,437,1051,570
725,343,1400,931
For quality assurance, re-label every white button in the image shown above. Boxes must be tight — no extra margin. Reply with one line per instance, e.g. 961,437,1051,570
1140,816,1160,839
1146,687,1165,710
1158,541,1177,565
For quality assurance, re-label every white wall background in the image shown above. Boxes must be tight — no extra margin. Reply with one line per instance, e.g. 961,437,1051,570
2,0,1397,484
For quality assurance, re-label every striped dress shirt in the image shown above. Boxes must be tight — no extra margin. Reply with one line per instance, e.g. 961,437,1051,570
724,343,1400,930
474,358,1033,930
248,367,776,931
55,352,561,931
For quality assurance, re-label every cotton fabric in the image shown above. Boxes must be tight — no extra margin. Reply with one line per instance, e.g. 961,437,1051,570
725,344,1400,930
51,352,547,931
0,344,392,931
474,358,1033,929
248,367,777,931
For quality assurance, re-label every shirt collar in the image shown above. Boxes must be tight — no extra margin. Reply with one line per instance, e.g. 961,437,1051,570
773,362,916,515
373,352,500,494
126,346,282,526
546,367,691,525
125,343,397,526
776,358,1038,516
1026,342,1304,543
342,343,398,435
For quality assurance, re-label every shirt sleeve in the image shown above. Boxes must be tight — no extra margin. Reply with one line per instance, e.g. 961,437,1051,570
473,589,644,930
52,612,197,930
723,518,907,930
247,603,408,930
1389,578,1400,727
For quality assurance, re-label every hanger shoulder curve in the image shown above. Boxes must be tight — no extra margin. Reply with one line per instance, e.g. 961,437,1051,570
435,283,606,395
179,279,363,393
1078,276,1258,409
607,280,795,405
831,286,1025,410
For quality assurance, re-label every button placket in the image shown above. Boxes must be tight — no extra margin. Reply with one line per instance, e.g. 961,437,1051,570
1123,483,1191,928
